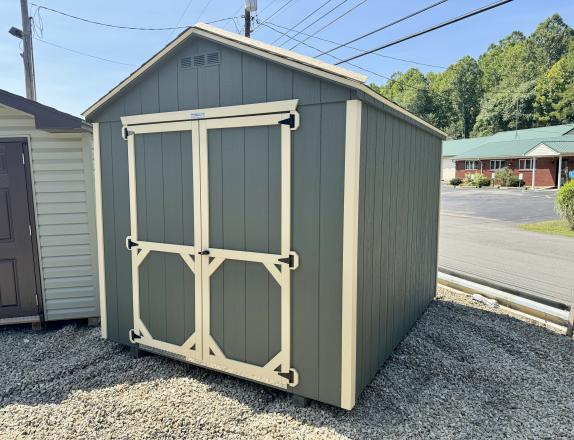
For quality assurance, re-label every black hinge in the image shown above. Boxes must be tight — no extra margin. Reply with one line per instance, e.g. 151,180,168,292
278,370,294,382
129,329,142,341
279,114,295,128
126,237,138,250
278,254,294,267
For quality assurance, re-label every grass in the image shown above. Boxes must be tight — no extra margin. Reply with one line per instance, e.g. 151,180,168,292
519,219,574,238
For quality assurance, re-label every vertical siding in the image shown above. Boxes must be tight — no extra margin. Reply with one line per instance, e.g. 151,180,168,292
0,106,98,320
91,36,350,407
355,103,442,396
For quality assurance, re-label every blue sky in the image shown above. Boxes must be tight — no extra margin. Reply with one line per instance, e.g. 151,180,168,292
1,0,573,117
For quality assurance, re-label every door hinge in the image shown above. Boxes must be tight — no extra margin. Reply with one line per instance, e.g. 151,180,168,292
279,114,295,128
126,236,138,250
278,254,294,267
278,368,299,386
121,126,134,140
129,329,142,343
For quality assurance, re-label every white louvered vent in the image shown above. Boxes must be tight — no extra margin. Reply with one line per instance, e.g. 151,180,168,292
180,51,220,69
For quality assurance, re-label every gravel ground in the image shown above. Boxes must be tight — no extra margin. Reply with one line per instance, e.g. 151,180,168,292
1,288,573,440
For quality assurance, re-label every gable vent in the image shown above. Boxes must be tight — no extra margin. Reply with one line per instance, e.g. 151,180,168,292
180,51,221,70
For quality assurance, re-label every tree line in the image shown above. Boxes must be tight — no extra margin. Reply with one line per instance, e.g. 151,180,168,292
371,14,574,139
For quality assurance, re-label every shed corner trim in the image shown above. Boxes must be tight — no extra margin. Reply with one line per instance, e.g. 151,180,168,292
340,99,362,410
92,122,108,339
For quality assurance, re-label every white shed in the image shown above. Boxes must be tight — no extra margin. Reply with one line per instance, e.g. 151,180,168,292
0,89,98,325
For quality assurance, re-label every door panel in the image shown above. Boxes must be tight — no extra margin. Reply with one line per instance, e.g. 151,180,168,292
206,125,282,366
0,142,38,319
128,127,202,360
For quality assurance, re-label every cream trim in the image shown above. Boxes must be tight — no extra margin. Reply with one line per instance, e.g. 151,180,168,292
340,100,362,410
92,123,107,338
121,100,299,126
82,24,445,138
525,143,560,157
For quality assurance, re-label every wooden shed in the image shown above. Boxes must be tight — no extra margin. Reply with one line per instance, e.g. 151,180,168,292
84,23,445,410
0,89,98,325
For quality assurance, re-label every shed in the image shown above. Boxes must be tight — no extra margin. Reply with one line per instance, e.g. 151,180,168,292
84,23,445,410
0,89,99,325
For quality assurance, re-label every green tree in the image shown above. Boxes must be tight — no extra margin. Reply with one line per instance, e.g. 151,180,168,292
378,68,431,117
529,14,574,69
534,44,574,125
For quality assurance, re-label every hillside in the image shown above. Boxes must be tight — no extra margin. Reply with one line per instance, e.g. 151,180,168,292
371,14,574,139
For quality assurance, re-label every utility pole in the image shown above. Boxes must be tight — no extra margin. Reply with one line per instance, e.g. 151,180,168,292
243,0,257,37
10,0,36,100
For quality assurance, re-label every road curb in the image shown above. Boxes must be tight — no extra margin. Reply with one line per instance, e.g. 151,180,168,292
437,271,573,333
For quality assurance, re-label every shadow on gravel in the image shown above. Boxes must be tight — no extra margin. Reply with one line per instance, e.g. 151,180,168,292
1,291,573,439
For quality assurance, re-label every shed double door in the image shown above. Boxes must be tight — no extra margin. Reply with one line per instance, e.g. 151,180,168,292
126,110,298,388
0,141,39,320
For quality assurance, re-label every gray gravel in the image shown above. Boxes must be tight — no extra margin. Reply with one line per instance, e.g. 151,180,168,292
1,288,573,439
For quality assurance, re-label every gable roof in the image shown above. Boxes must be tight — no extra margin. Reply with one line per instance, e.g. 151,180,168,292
83,23,445,138
526,140,574,156
453,136,571,160
443,124,574,158
0,89,90,133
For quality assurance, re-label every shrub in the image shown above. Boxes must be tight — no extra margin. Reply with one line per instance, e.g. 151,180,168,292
493,167,520,187
464,173,490,187
556,180,574,230
450,177,462,186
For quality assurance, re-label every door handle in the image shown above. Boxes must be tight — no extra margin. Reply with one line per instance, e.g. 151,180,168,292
198,250,210,256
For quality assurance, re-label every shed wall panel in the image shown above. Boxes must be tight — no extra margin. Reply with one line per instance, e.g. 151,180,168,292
0,105,98,321
355,102,441,397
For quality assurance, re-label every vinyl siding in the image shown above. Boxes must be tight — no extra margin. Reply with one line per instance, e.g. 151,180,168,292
91,35,350,407
355,102,442,398
0,105,98,321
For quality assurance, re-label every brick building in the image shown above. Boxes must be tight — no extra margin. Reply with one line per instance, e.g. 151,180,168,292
446,125,574,188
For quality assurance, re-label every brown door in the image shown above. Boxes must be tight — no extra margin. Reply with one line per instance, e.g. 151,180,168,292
0,141,39,319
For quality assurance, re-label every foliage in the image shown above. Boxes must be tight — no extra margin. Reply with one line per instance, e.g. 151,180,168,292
373,14,574,138
449,177,462,186
519,219,574,237
463,173,490,187
493,167,521,187
555,180,574,229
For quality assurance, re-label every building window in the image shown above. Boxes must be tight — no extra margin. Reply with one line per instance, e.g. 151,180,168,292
519,159,533,170
490,160,505,170
464,160,478,170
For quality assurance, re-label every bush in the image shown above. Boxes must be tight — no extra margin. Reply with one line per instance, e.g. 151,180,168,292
450,177,462,186
493,167,521,187
556,180,574,230
464,173,490,187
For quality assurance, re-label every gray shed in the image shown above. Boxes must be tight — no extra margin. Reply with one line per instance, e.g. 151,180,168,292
84,23,445,410
0,89,98,325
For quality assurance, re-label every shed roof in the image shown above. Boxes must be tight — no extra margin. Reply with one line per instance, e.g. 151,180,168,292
442,136,491,157
0,89,90,133
83,23,445,138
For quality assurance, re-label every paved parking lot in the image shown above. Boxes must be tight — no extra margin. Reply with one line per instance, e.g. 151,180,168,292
439,186,574,305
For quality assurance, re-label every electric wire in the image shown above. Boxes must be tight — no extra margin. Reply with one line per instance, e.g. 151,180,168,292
165,0,195,41
30,4,237,30
276,0,351,47
335,0,514,64
33,37,136,66
317,0,449,57
253,0,299,31
265,20,447,69
288,0,369,50
270,0,334,45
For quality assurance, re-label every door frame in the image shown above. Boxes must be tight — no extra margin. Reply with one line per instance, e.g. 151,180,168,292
0,137,43,320
122,101,301,388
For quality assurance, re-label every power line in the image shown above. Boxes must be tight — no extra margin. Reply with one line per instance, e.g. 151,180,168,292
165,0,195,41
289,0,369,50
317,0,449,57
254,0,299,31
270,0,333,45
265,20,447,69
31,4,237,30
195,0,216,22
277,0,351,47
34,37,135,66
335,0,514,65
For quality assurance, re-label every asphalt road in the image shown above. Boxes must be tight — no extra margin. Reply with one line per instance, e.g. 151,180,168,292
439,187,574,306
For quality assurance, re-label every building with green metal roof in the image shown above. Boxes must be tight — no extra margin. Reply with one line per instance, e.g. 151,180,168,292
443,124,574,188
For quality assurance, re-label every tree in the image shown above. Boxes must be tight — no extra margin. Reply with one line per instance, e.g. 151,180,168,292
534,44,574,125
529,14,574,69
378,68,431,117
